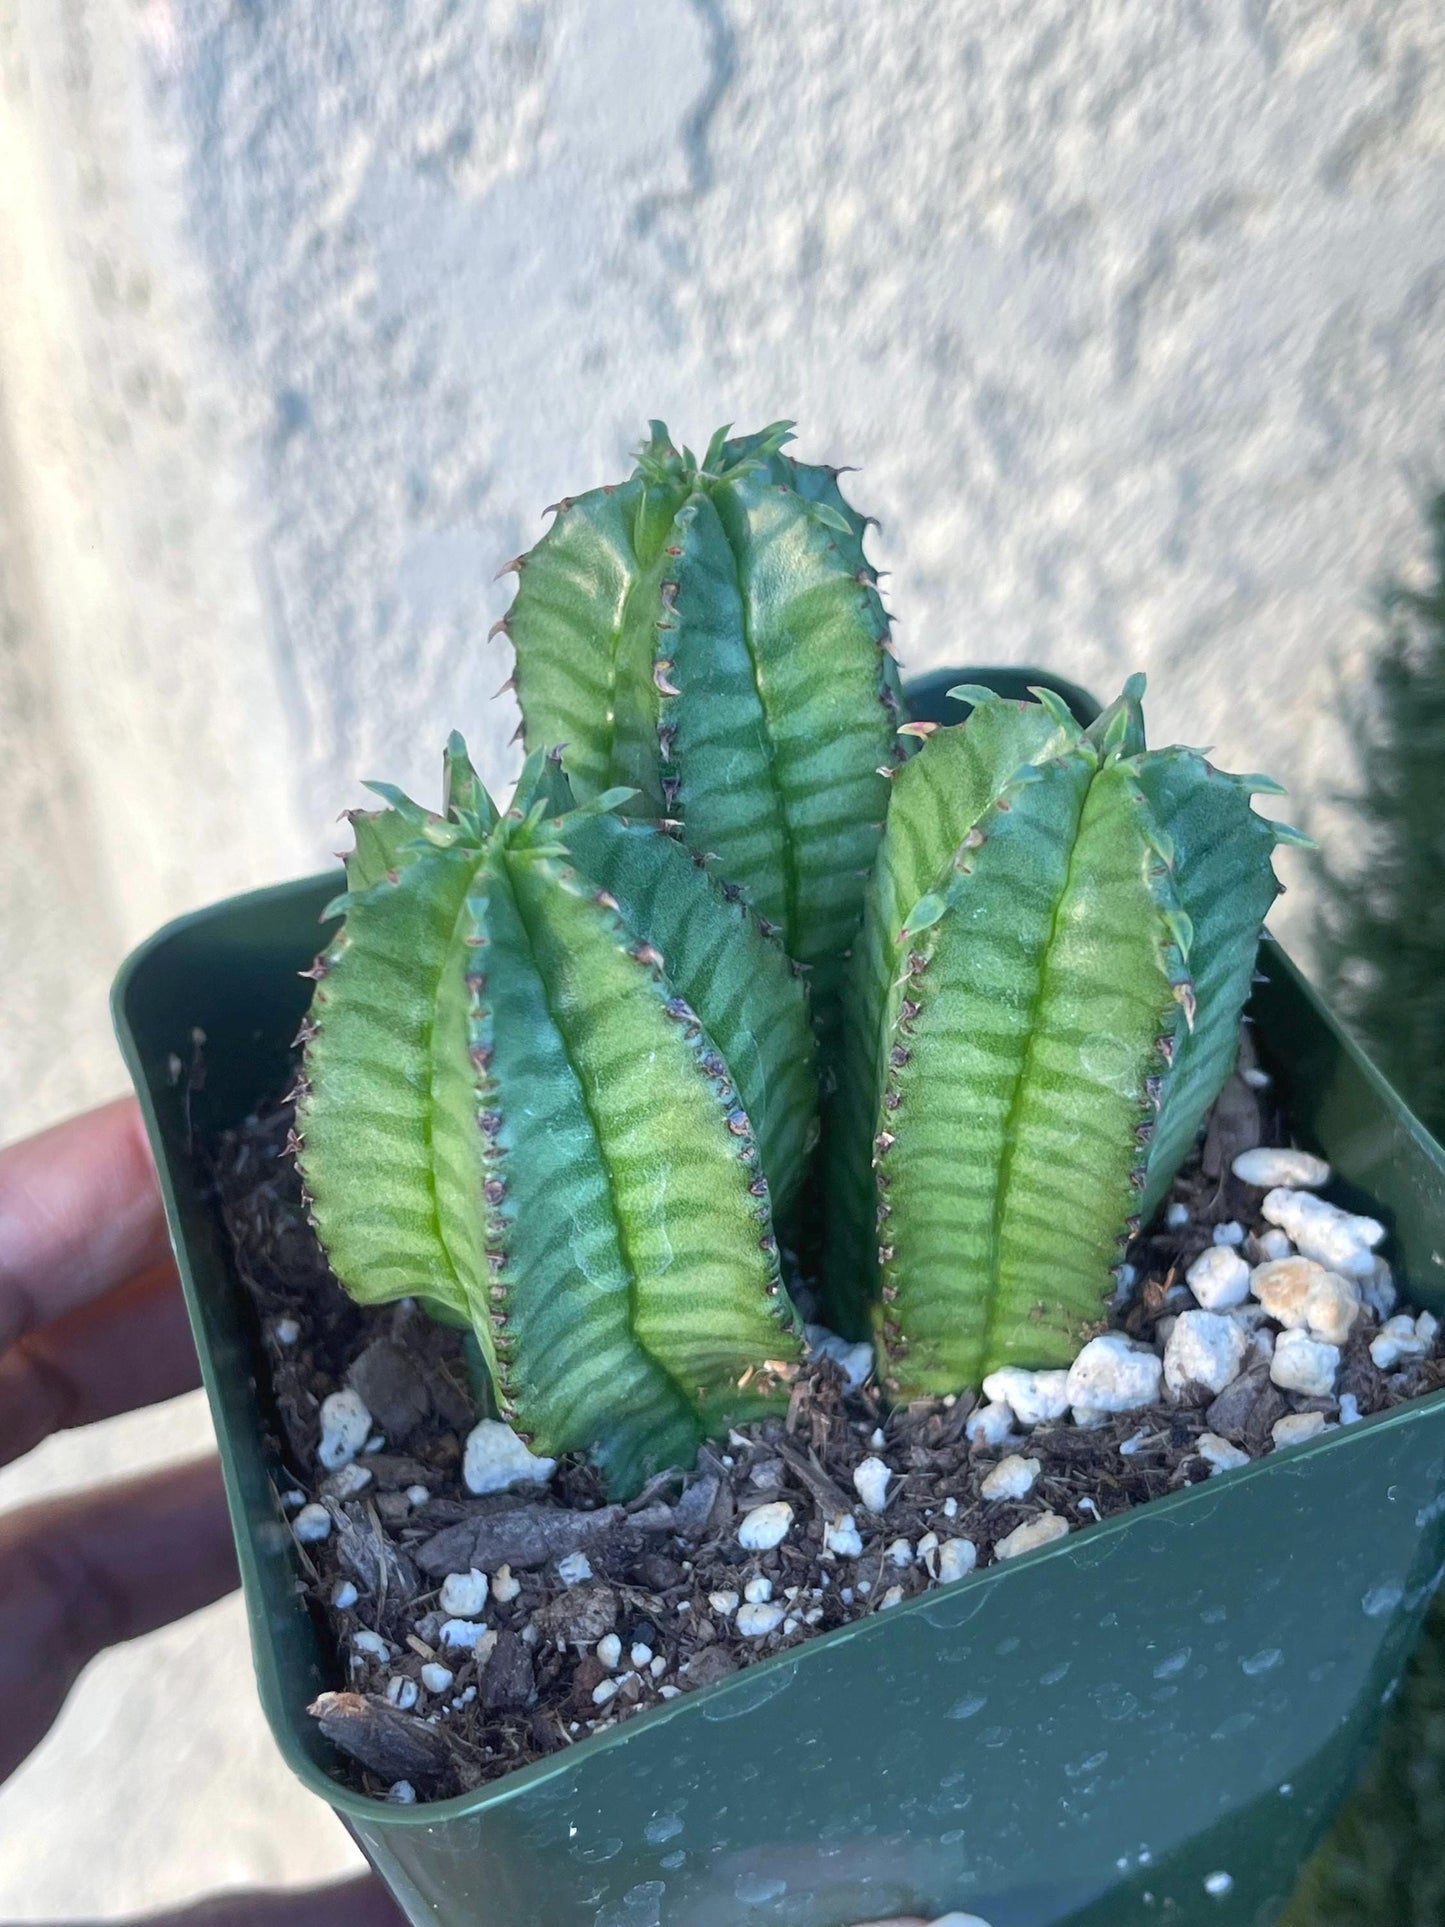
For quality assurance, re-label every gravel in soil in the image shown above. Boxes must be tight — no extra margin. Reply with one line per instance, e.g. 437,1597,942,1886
210,1061,1445,1805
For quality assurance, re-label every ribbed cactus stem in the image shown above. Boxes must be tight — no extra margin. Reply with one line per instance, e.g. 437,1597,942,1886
503,421,905,1045
296,739,813,1497
827,677,1294,1395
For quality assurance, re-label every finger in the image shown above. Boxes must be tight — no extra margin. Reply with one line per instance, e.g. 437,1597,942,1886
0,1097,172,1354
0,1260,201,1468
0,1878,406,1927
0,1457,237,1783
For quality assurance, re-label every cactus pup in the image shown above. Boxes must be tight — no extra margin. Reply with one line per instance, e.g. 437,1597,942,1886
827,676,1304,1395
295,738,815,1498
501,421,905,1044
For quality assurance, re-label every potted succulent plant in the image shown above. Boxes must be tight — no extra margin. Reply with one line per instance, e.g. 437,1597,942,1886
115,424,1445,1927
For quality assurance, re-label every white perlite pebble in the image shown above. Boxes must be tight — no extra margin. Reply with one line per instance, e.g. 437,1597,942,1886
824,1514,864,1558
491,1564,521,1604
556,1552,593,1586
743,1576,773,1605
936,1538,978,1584
591,1677,620,1707
853,1456,892,1512
981,1454,1041,1501
738,1502,794,1551
386,1675,419,1711
1186,1245,1251,1311
886,1537,914,1567
317,1389,373,1471
438,1568,488,1618
737,1602,787,1638
330,1579,358,1611
293,1503,332,1544
595,1633,622,1670
1261,1188,1384,1278
708,1590,740,1616
804,1323,875,1392
272,1316,301,1345
405,1483,431,1507
352,1629,390,1661
1198,1433,1250,1474
1299,1272,1362,1346
1165,1310,1248,1398
1165,1200,1191,1228
1339,1393,1362,1425
964,1401,1016,1448
387,1781,417,1806
1257,1228,1294,1261
1233,1147,1331,1190
440,1623,498,1662
462,1419,557,1496
1273,1412,1329,1448
1212,1220,1246,1247
1066,1334,1163,1413
1270,1328,1341,1397
1370,1311,1438,1370
420,1663,454,1695
630,1643,653,1669
981,1366,1070,1426
1250,1257,1361,1344
994,1513,1069,1561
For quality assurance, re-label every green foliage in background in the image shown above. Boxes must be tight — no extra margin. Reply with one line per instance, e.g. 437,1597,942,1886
1317,491,1445,1141
1285,490,1445,1926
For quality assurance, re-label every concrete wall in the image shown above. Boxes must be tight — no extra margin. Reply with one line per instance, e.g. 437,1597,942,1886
1,0,1443,1912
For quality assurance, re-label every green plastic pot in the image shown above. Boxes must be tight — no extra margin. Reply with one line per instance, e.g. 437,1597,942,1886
113,669,1445,1927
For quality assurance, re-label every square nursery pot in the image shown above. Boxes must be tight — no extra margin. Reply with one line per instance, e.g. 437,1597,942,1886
114,668,1445,1927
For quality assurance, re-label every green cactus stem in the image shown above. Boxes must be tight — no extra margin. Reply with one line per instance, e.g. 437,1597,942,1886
501,421,906,1042
294,738,813,1498
826,677,1301,1395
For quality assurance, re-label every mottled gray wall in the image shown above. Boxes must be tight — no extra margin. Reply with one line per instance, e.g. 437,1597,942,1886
1,0,1443,1913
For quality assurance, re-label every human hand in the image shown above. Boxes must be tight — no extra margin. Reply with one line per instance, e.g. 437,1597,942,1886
0,1097,403,1927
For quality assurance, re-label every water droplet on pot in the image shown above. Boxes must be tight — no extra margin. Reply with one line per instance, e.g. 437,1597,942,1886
700,1659,799,1721
733,1871,787,1904
1241,1648,1283,1676
946,1693,987,1721
1362,1579,1404,1617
